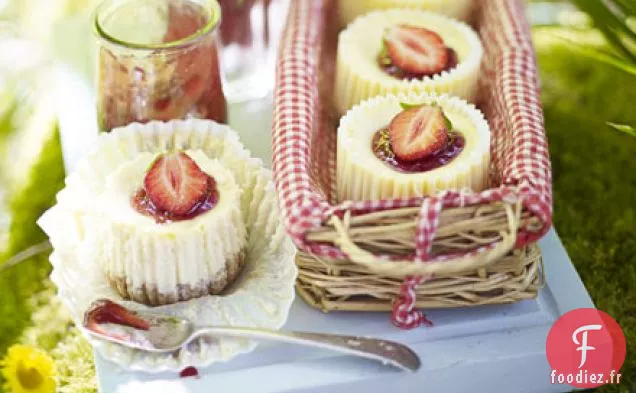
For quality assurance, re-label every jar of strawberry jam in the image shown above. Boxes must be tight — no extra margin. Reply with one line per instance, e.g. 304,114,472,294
94,0,227,132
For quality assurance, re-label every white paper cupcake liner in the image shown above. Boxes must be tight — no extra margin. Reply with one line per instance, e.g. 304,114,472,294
38,119,297,372
93,157,247,305
334,9,483,116
337,93,491,201
338,0,475,27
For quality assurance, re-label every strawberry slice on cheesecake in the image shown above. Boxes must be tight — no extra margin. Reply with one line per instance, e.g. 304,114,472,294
132,151,219,223
389,105,450,161
380,25,458,79
144,151,210,215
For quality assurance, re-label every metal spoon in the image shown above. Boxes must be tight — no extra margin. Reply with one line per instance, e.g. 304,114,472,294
82,299,420,372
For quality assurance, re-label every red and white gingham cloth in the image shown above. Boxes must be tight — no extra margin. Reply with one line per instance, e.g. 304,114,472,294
272,0,552,329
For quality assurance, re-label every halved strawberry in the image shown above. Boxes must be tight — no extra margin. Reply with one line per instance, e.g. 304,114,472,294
389,105,449,161
143,151,209,215
383,25,449,75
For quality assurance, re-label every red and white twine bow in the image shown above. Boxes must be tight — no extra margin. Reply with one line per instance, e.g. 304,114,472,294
392,275,434,329
392,194,446,329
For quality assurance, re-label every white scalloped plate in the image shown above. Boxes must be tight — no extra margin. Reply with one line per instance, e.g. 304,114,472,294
38,119,298,372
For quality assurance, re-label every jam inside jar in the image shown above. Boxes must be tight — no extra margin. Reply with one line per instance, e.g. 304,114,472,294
95,0,227,132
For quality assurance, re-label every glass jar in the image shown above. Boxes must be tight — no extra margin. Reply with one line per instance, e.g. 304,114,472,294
217,0,289,102
94,0,227,132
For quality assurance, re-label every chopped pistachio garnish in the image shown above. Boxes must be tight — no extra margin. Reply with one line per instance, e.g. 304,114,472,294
374,128,394,157
447,130,457,144
378,41,393,66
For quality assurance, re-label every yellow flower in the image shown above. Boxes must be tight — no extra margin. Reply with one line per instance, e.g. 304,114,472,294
1,345,56,393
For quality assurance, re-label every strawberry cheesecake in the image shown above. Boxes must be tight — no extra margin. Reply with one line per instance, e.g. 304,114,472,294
337,93,490,201
93,149,247,306
334,10,482,115
338,0,474,27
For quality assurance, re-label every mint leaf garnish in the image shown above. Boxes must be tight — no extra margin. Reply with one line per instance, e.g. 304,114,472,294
442,112,453,130
399,102,422,110
378,40,393,66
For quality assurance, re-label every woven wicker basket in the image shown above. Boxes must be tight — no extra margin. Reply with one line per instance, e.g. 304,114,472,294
272,0,552,320
297,203,545,312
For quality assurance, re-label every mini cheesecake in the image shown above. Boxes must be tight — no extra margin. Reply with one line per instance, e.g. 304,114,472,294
334,10,482,116
337,93,490,201
92,149,247,306
338,0,474,27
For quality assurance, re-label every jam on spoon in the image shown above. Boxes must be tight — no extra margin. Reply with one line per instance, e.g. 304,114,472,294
84,299,150,340
81,299,422,371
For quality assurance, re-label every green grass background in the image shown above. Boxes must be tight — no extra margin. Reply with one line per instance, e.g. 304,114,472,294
535,29,636,392
0,128,65,359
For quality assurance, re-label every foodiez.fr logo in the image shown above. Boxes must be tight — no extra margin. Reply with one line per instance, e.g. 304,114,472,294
546,308,626,388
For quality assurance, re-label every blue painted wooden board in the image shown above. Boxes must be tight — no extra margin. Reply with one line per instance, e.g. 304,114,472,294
94,228,593,393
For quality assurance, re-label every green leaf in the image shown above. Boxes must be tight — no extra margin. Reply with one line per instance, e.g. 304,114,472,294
571,0,636,63
575,0,636,40
0,92,17,141
398,103,454,130
0,124,65,362
608,122,636,137
611,0,636,20
399,102,422,110
378,41,393,66
554,34,636,75
442,112,453,131
1,124,65,261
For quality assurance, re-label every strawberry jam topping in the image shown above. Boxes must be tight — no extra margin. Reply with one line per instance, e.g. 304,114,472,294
372,128,464,173
132,177,219,223
132,151,220,223
379,48,458,80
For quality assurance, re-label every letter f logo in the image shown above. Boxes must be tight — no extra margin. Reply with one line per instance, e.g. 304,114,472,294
572,324,602,368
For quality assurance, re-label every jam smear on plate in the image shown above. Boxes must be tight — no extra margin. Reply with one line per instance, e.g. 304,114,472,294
179,366,200,379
